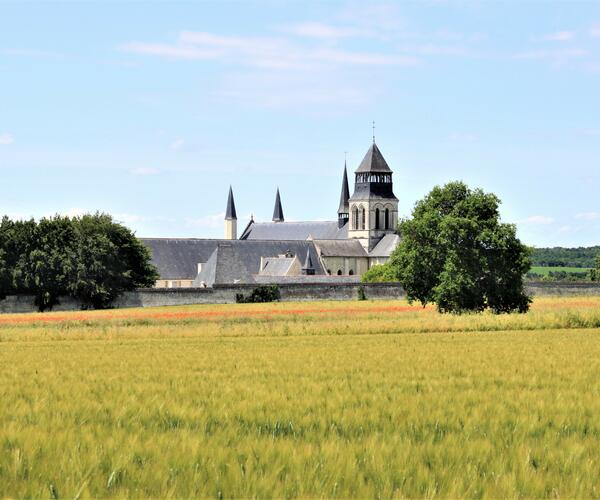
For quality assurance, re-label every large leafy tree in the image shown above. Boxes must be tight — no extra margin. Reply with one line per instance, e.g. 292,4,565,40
68,213,158,309
371,181,531,313
0,213,158,310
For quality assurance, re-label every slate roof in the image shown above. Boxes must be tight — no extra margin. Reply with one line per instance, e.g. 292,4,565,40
240,221,348,240
225,186,237,219
313,239,368,258
259,256,296,276
141,238,325,283
355,143,393,173
369,233,400,258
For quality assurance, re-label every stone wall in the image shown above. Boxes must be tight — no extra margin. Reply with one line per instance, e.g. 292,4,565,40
2,281,600,314
525,281,600,296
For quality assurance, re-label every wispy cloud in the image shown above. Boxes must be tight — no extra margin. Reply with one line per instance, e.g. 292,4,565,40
521,215,555,225
536,31,575,42
185,212,225,229
170,138,185,150
130,167,160,175
512,48,586,64
282,22,370,39
448,132,477,142
583,129,600,137
120,30,418,69
575,212,600,221
591,25,600,38
0,133,14,145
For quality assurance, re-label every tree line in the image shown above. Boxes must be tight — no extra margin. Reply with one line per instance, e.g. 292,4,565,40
0,213,158,311
530,246,600,268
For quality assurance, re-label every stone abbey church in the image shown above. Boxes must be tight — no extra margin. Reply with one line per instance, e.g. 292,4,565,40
142,142,400,287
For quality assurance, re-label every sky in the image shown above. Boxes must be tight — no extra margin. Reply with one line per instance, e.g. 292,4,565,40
0,1,599,247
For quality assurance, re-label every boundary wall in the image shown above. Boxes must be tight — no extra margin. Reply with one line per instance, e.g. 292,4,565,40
1,282,600,314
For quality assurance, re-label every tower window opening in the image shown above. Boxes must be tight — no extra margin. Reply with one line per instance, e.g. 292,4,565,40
353,207,359,230
337,269,342,275
375,208,380,230
361,208,366,230
349,269,354,275
385,208,390,230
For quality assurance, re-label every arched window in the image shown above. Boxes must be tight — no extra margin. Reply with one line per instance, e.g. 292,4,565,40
337,269,342,276
349,269,354,275
361,207,366,230
375,208,380,230
384,208,390,230
353,207,359,230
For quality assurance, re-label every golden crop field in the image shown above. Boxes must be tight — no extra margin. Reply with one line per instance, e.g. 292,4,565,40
2,297,600,498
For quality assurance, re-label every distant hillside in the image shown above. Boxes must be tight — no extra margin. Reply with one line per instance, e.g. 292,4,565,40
530,246,600,269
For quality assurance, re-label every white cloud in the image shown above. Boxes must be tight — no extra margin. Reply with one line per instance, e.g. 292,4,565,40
120,30,417,69
118,42,221,61
583,129,600,137
513,48,586,63
522,215,555,225
537,31,575,42
170,138,185,150
590,25,600,38
575,212,600,221
283,22,369,39
130,167,160,175
0,133,14,145
448,132,477,142
185,213,225,229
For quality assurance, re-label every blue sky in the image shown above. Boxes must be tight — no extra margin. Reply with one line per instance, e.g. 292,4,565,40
1,1,599,247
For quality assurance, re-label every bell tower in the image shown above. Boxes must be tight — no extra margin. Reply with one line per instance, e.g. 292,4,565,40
348,142,398,250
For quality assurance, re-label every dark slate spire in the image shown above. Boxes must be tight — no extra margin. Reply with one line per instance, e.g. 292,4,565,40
272,188,284,222
338,161,350,214
355,143,392,173
225,185,237,220
302,250,315,275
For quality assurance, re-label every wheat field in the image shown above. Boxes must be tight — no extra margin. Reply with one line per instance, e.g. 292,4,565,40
1,297,600,497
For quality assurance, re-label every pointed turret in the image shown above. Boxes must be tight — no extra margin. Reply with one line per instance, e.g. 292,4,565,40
301,250,315,275
225,186,237,220
272,188,284,222
337,161,350,228
224,186,237,239
355,143,392,174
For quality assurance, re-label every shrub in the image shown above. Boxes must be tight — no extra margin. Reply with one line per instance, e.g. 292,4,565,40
235,285,281,303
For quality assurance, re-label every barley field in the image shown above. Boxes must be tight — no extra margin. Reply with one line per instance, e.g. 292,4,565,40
2,297,600,498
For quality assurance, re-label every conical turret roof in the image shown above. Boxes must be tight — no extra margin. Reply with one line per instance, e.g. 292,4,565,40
338,162,350,214
355,143,392,173
272,188,284,222
225,186,237,219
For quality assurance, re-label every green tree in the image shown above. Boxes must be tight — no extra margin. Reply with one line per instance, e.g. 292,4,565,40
377,181,531,313
26,216,77,311
68,213,158,309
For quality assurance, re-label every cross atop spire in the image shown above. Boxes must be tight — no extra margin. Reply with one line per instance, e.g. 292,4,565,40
372,120,376,144
272,187,284,222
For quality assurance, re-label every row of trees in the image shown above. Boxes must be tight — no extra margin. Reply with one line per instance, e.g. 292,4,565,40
363,181,532,314
0,214,158,311
530,246,600,268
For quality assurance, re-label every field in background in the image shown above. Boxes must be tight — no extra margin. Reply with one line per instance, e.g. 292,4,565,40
2,298,600,497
